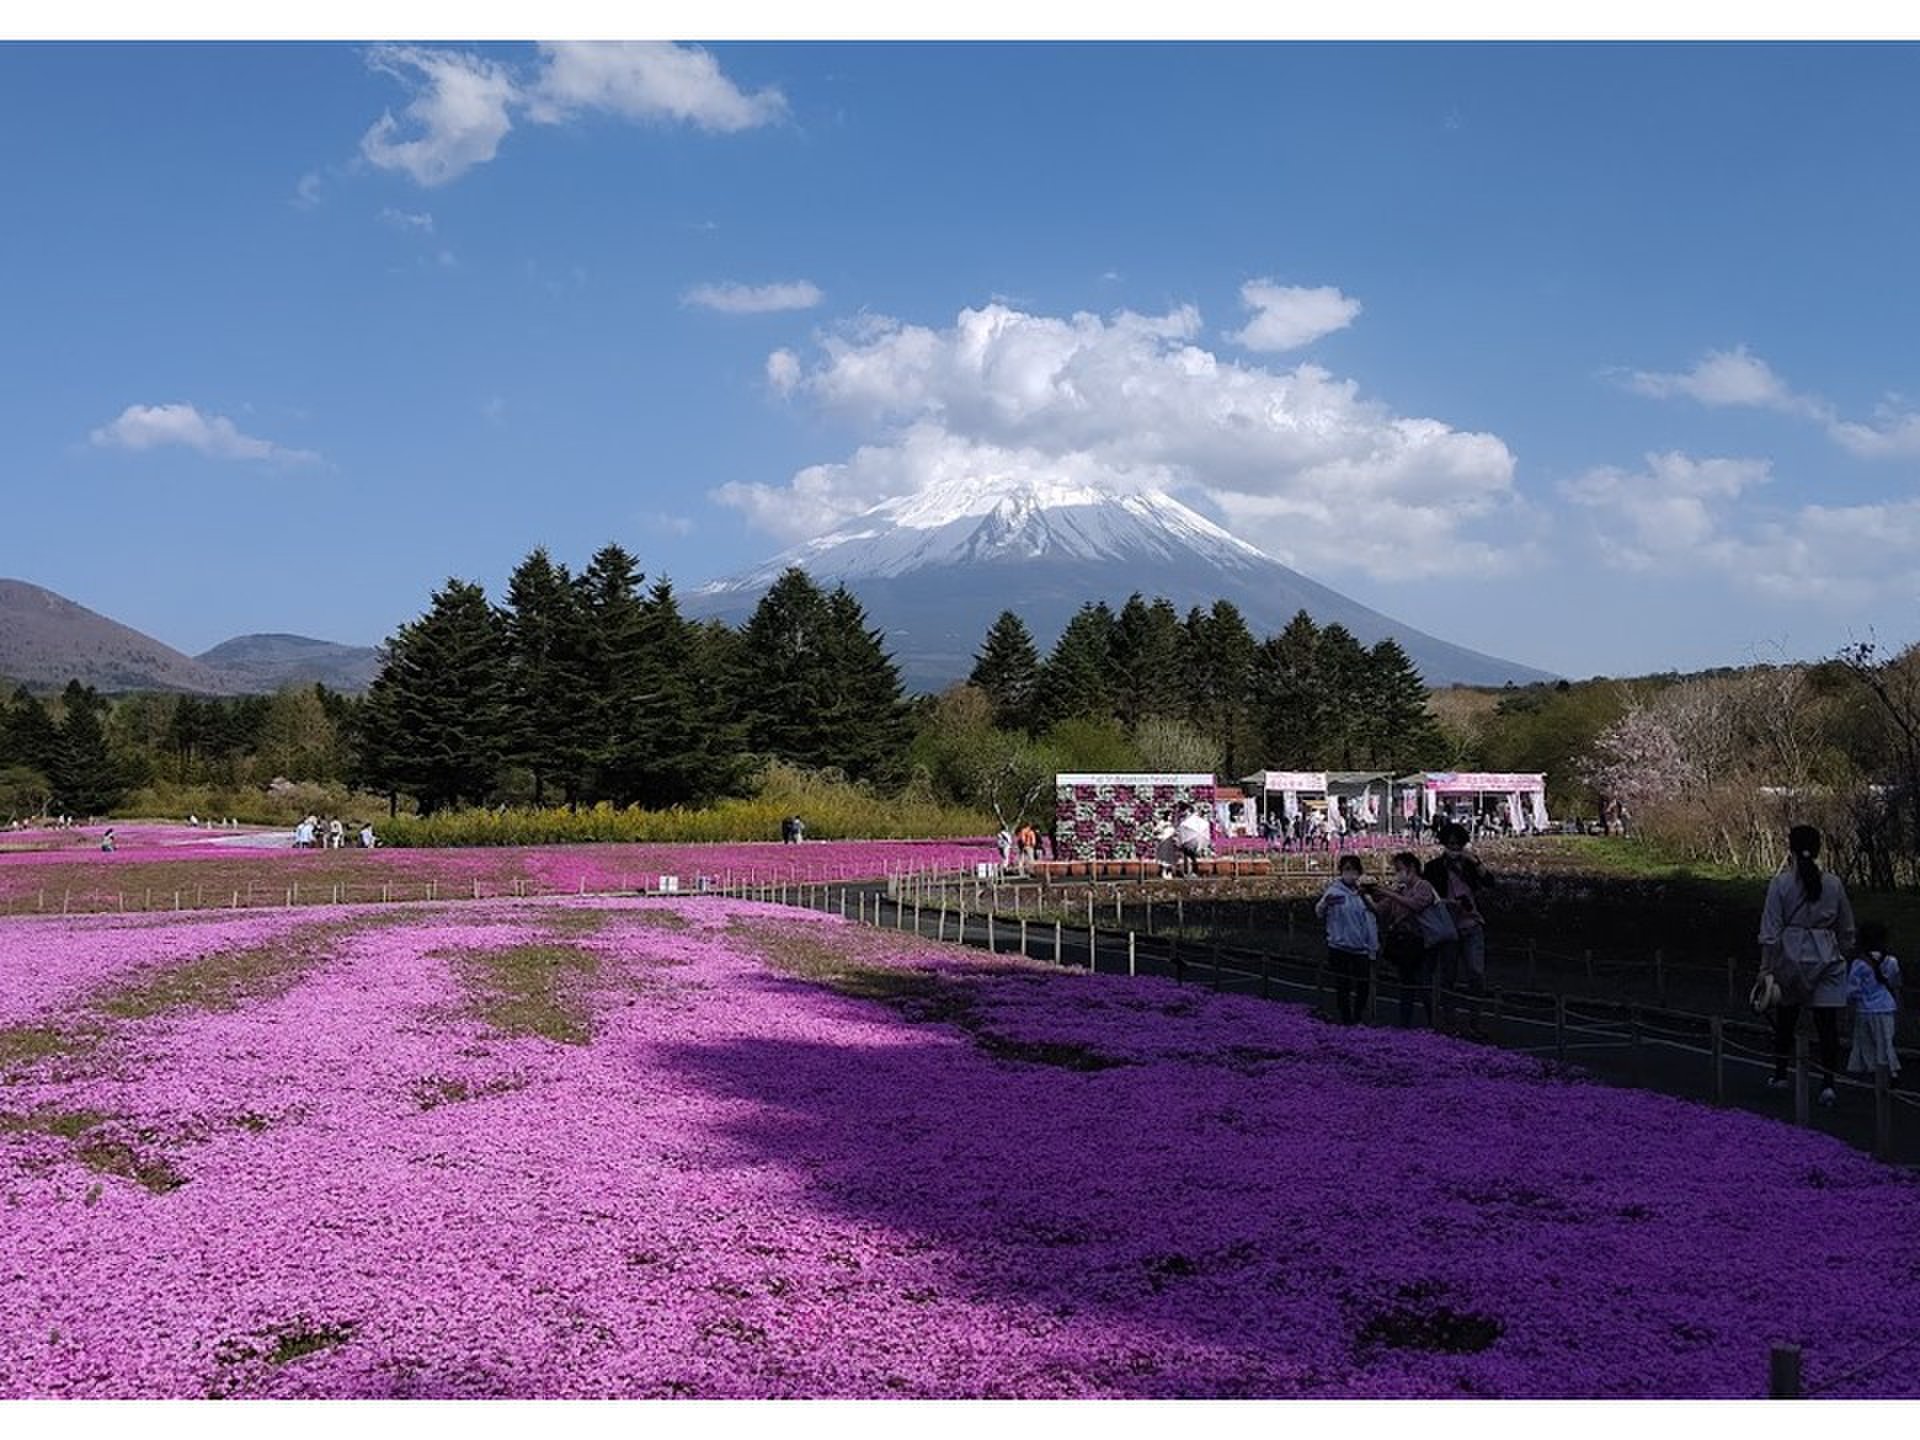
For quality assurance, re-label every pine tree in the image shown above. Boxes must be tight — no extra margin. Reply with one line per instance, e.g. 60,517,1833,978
1036,601,1115,726
1314,624,1371,769
1252,610,1327,765
4,687,59,775
50,681,126,816
821,585,912,784
733,568,839,770
1182,600,1260,778
1109,594,1187,728
968,611,1042,730
1365,638,1444,773
502,547,592,805
358,579,508,814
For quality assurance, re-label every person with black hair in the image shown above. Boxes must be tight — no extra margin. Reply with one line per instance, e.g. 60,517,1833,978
1371,850,1454,1028
1759,824,1857,1106
1314,854,1379,1025
1847,919,1902,1082
1424,825,1494,993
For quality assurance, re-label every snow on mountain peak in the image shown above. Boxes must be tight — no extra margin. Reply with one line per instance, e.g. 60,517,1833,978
699,474,1276,594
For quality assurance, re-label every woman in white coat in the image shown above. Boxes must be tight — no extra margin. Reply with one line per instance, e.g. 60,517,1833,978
1759,824,1856,1107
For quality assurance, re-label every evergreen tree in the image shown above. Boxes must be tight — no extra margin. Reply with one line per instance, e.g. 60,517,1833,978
1253,610,1328,765
1109,594,1187,727
968,610,1042,730
358,579,508,814
1036,601,1115,726
1182,600,1260,778
1314,624,1371,769
733,568,840,770
503,547,593,805
4,687,59,775
1364,638,1444,773
821,585,912,784
50,681,126,816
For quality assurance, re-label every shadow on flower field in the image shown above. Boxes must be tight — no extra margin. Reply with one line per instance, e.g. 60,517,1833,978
653,920,1920,1398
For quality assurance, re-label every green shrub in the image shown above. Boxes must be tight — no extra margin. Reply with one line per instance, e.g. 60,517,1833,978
378,763,993,847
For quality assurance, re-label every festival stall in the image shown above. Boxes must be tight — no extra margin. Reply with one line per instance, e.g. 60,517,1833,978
1212,786,1260,838
1397,771,1550,834
1241,771,1394,833
1053,773,1218,861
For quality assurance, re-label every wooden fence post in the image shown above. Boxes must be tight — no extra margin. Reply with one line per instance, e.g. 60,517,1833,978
1054,920,1063,967
1793,1032,1810,1127
1088,924,1097,972
1875,1064,1894,1160
1711,1016,1726,1106
987,913,996,954
1128,931,1137,977
1769,1343,1802,1399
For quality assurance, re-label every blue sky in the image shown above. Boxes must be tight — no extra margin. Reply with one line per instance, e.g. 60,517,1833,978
3,40,1918,678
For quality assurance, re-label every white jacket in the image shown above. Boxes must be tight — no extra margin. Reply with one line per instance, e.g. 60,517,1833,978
1758,868,1857,1007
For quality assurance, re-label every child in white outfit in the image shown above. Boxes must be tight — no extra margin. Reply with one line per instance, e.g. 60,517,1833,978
1847,920,1902,1079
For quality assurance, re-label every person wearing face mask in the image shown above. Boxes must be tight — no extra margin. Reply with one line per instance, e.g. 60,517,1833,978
1314,854,1380,1025
1425,825,1495,1030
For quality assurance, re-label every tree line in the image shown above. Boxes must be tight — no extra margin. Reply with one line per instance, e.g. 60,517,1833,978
355,548,911,814
965,598,1442,778
1,551,1459,827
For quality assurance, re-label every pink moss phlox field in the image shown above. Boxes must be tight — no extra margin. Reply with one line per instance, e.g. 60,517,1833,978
4,895,1920,1398
0,910,316,1025
0,825,278,857
0,838,996,904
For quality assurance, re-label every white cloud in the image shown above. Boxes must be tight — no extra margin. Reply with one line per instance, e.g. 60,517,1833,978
1562,449,1920,602
715,295,1520,578
1561,452,1770,570
360,42,781,188
1623,345,1920,462
683,280,823,314
378,207,435,233
291,171,324,209
361,46,518,188
89,404,318,465
1228,281,1362,352
528,41,786,132
1828,407,1920,459
1623,346,1822,414
765,348,802,394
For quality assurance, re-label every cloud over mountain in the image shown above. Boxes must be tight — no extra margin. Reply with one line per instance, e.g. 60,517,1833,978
717,296,1521,579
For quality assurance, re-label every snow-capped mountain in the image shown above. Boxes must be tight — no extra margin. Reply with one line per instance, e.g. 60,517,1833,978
688,476,1552,692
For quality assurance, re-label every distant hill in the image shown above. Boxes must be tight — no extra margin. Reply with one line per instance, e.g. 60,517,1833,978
0,579,376,695
0,579,239,694
195,634,381,694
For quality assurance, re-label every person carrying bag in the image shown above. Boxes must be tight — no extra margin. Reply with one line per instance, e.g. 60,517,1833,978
1757,825,1856,1107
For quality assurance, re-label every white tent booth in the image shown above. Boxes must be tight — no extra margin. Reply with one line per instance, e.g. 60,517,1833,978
1242,771,1395,833
1398,771,1551,834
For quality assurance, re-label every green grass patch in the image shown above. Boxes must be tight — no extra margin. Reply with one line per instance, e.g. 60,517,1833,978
0,1023,83,1071
93,932,336,1021
0,1108,187,1193
447,942,602,1045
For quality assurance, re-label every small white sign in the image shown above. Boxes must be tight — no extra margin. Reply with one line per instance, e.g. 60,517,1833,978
656,875,681,894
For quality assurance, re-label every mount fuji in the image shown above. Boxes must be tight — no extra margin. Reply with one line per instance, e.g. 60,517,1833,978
687,476,1553,692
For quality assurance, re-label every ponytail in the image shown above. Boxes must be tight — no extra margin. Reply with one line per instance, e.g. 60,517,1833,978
1787,823,1823,904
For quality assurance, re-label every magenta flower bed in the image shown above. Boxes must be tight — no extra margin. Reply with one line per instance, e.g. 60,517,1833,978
2,897,1917,1398
0,838,995,908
